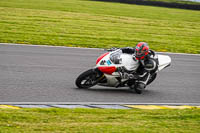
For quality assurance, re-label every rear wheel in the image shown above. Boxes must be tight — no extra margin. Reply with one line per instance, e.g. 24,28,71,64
147,73,157,85
75,69,103,88
129,84,143,94
134,86,143,94
134,83,147,94
129,73,157,94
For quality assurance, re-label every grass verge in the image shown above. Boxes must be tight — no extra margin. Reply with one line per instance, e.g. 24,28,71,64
0,108,200,132
0,0,200,53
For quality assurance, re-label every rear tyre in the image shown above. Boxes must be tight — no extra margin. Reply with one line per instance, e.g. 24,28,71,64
147,73,157,85
134,87,143,94
129,84,143,94
75,69,103,89
134,83,146,94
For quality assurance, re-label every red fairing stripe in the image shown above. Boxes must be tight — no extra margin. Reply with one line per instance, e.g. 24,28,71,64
98,66,116,75
96,52,109,64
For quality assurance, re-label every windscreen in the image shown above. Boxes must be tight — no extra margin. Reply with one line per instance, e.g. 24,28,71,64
109,50,122,64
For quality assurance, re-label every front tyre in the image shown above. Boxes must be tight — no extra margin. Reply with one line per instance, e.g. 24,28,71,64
75,69,103,89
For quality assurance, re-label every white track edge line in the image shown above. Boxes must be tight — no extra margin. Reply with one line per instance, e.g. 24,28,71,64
1,43,200,56
0,102,199,105
0,43,102,50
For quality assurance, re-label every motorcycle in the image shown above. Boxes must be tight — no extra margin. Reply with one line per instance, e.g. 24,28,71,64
75,48,171,94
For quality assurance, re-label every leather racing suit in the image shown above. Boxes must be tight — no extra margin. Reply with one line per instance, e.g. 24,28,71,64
121,47,158,88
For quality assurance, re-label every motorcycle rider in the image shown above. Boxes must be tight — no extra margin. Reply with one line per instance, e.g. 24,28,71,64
120,42,158,91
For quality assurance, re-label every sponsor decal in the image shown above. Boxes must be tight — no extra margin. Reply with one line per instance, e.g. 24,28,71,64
107,60,112,65
100,60,106,65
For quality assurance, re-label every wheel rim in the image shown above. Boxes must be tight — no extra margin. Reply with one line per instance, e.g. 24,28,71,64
80,73,101,88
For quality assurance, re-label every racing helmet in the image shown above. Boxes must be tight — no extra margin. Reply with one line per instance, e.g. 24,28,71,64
135,42,149,60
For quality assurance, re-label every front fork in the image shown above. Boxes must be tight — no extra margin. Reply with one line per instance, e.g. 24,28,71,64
92,68,105,82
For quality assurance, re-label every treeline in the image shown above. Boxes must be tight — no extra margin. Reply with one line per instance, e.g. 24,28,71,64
93,0,200,10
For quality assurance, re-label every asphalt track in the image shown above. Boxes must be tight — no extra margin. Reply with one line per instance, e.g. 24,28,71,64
0,43,200,104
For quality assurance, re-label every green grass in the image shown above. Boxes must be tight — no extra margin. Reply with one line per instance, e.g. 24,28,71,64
0,0,200,53
0,108,200,132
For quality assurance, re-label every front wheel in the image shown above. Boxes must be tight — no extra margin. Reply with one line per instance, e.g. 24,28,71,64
75,69,103,88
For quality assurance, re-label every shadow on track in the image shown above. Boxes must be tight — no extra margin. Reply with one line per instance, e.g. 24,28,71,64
74,87,152,95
